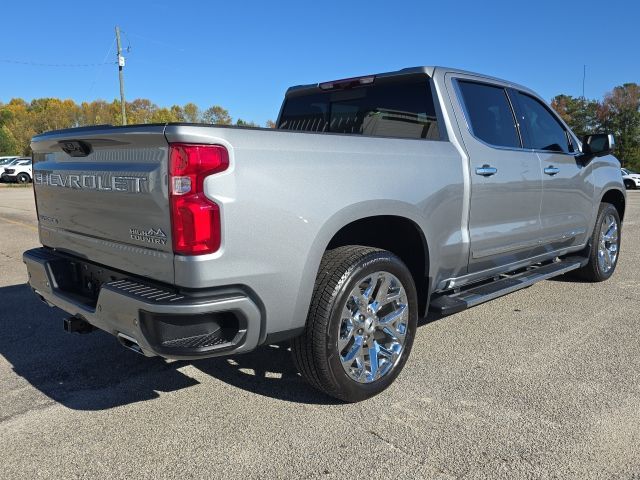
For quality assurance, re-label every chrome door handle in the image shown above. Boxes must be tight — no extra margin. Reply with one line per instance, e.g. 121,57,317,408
475,164,498,177
544,166,560,176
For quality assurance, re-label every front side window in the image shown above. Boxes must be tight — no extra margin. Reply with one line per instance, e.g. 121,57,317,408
278,75,440,140
515,92,572,153
457,81,520,149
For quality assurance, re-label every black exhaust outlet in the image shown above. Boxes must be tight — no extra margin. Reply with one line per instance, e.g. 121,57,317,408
63,316,94,334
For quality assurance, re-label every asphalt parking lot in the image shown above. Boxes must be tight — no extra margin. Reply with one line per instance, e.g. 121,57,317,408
0,185,638,479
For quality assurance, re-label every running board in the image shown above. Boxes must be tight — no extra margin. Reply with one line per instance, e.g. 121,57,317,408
429,256,588,315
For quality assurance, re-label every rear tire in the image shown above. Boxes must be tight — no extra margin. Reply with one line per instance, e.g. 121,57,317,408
16,173,31,184
291,246,418,402
573,203,621,282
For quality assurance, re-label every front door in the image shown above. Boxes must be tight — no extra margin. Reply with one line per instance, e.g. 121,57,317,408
511,91,593,251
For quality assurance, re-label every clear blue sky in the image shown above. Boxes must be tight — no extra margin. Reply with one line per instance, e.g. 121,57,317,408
1,0,638,125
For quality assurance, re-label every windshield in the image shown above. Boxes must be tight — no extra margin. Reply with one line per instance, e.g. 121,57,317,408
278,74,440,140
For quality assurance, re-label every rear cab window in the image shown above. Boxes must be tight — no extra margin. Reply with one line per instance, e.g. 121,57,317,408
278,74,441,140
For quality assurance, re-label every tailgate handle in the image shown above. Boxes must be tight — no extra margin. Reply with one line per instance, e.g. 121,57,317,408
59,140,92,157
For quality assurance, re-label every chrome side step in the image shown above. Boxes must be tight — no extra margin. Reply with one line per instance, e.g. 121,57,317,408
429,256,588,315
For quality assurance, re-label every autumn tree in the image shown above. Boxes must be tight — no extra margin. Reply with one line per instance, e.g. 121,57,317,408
550,95,600,138
202,105,232,125
551,83,640,169
183,103,201,123
598,83,640,168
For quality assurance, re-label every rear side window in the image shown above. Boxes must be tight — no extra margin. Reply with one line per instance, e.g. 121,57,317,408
457,81,520,148
278,75,440,140
514,92,572,153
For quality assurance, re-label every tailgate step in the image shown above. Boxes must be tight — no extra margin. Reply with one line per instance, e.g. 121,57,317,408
430,256,588,315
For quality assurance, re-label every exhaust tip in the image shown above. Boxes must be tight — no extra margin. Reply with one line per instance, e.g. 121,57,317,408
117,333,144,355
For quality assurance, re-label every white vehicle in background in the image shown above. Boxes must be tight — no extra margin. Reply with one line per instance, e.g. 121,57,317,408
621,168,640,190
0,156,19,168
0,157,25,174
0,158,33,183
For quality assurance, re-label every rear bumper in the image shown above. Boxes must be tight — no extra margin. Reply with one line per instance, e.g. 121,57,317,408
23,248,263,359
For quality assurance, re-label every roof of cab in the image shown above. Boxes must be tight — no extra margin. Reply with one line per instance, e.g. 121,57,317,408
285,66,531,97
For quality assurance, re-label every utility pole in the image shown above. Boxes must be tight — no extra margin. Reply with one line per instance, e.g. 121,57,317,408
115,26,127,125
582,64,586,99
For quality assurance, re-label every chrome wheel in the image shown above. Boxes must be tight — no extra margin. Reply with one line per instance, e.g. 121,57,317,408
598,213,619,274
338,271,409,383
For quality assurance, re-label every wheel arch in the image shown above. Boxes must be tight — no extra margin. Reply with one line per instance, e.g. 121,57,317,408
325,215,430,316
289,201,433,335
601,188,626,221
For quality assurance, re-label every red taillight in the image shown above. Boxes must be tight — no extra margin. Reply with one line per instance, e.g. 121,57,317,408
168,143,229,255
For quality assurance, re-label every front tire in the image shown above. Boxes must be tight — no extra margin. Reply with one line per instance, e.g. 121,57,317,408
574,203,621,282
16,173,31,184
291,246,418,402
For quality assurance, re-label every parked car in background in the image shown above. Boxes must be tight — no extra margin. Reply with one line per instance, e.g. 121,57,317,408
0,156,19,166
0,157,26,174
0,158,32,183
622,168,640,190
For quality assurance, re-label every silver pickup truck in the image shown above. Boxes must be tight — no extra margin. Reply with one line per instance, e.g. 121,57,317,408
24,66,625,402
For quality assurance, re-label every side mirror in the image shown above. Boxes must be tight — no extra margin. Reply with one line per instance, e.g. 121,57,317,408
579,133,615,162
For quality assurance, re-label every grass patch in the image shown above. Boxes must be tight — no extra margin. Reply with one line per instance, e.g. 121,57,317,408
0,182,33,188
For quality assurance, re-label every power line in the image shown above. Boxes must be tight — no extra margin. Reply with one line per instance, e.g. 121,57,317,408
87,37,117,98
0,58,117,68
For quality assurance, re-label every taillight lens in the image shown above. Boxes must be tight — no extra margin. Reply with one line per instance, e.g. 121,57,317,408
168,143,229,255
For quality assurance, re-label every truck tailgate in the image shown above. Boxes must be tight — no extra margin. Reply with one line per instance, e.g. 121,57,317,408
31,125,174,284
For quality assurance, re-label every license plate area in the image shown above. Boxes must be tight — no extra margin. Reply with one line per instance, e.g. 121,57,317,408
47,253,129,308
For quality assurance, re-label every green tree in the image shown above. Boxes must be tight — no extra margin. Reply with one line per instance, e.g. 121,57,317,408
236,118,258,127
1,99,37,155
0,125,18,155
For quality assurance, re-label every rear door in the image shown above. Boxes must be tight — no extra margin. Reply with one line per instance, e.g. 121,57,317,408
511,91,593,250
449,76,543,273
31,125,174,283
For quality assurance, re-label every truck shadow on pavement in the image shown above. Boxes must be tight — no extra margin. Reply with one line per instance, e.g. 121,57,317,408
0,283,340,412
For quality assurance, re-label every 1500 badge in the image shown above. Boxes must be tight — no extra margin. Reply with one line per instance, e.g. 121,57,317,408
130,227,167,245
